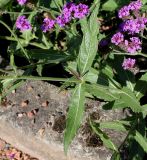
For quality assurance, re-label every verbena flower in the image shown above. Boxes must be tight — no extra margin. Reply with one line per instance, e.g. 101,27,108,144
55,2,89,27
123,19,139,34
130,37,141,49
123,18,147,34
17,0,27,5
41,18,55,32
63,2,76,14
118,6,130,18
128,0,142,11
122,58,136,70
56,15,67,27
16,16,32,31
111,32,124,45
123,37,141,54
74,3,89,19
62,2,76,22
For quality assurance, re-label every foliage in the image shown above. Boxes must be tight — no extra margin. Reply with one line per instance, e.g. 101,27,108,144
0,0,147,159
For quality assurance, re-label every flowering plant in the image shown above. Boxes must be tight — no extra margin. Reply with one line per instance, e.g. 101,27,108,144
0,0,147,159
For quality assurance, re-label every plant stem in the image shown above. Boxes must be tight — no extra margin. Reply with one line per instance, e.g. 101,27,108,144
53,0,62,12
0,75,80,83
0,10,33,14
111,116,138,160
0,36,48,49
0,20,30,61
112,51,147,58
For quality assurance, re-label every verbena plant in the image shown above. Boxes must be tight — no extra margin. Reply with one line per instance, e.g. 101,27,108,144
0,0,147,159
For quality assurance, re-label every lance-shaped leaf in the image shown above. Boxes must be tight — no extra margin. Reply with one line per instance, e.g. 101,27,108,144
135,73,147,99
119,87,141,112
134,130,147,153
0,0,10,8
85,83,119,101
90,120,118,152
102,100,126,110
64,83,85,153
99,121,129,131
77,1,100,75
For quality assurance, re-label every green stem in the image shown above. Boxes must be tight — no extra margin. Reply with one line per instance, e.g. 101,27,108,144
0,36,48,49
0,11,33,14
111,116,138,159
138,53,147,58
53,0,62,12
112,51,147,58
0,20,30,61
0,75,80,83
0,69,13,74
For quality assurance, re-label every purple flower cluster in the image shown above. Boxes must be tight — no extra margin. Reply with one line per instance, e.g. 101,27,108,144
111,32,124,45
74,3,89,19
17,0,27,5
118,6,130,18
40,2,89,32
111,0,146,55
41,18,55,33
111,33,142,54
118,0,142,18
122,58,136,70
15,2,89,33
123,17,147,34
56,2,89,27
16,16,32,31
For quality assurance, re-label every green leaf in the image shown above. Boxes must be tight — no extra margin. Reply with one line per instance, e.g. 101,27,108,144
0,0,10,8
141,104,147,118
85,83,119,101
29,49,69,63
20,11,37,44
103,100,126,110
135,73,147,99
36,60,43,76
119,87,141,112
84,67,98,84
142,0,147,4
102,0,118,11
77,2,100,75
99,121,129,131
134,130,147,153
90,120,118,151
64,83,85,153
111,55,135,90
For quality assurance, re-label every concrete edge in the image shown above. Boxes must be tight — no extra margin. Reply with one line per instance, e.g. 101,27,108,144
0,118,77,160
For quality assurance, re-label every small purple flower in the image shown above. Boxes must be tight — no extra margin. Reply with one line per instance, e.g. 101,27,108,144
41,18,55,32
136,18,147,31
16,16,32,31
62,3,76,23
123,18,147,34
127,44,138,53
63,2,76,14
111,32,124,45
56,15,67,27
130,37,141,49
128,0,142,11
118,6,130,18
74,3,89,19
125,37,141,54
123,19,139,34
17,0,27,5
122,58,136,70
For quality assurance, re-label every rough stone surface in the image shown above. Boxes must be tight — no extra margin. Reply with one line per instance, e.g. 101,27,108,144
0,80,126,160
